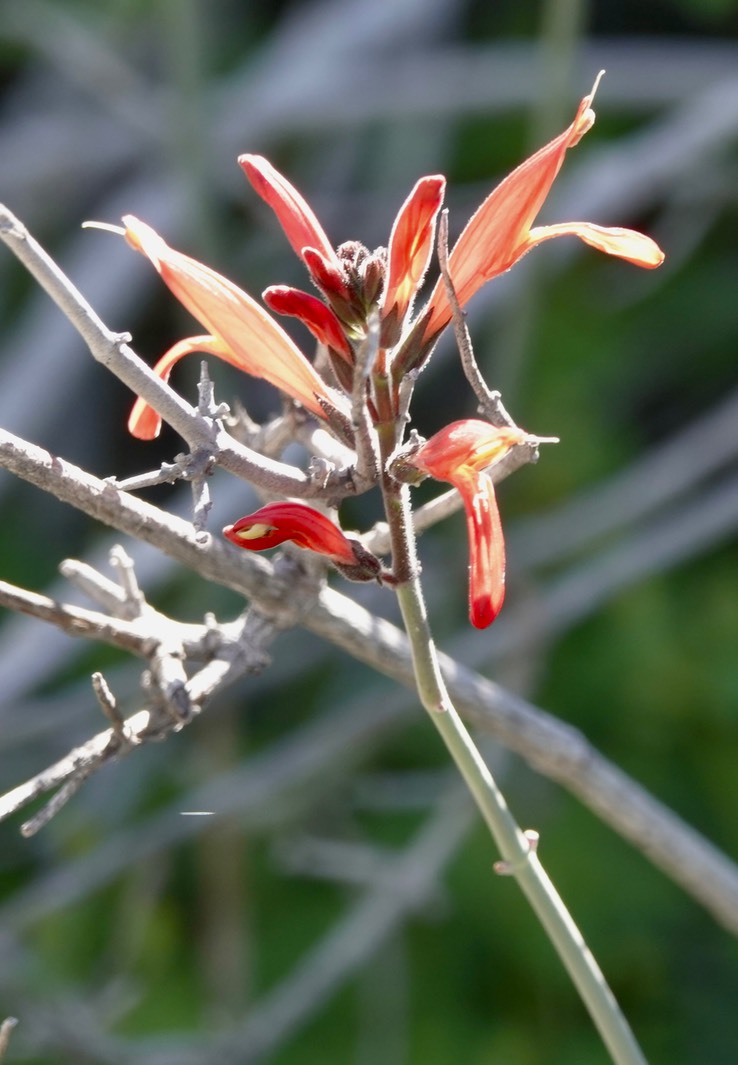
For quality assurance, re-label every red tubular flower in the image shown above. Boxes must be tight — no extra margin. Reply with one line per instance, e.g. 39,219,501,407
420,73,665,345
262,285,353,362
238,154,342,272
381,175,445,342
410,420,528,629
223,502,360,566
122,216,336,438
240,155,447,344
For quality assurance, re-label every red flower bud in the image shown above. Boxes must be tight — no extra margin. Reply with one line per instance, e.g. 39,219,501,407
224,501,362,567
263,286,352,362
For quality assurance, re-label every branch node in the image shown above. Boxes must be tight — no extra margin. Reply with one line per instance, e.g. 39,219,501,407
109,544,145,616
21,772,91,837
493,830,540,876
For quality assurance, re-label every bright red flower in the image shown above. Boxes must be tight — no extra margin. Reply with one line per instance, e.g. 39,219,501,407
121,216,337,438
420,73,665,345
409,421,528,629
262,285,352,362
224,501,359,563
381,175,445,343
224,501,384,583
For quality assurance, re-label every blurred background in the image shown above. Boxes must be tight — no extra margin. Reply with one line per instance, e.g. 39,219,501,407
1,1,737,1062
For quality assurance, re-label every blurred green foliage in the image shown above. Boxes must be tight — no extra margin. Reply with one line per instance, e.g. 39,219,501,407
1,1,737,1064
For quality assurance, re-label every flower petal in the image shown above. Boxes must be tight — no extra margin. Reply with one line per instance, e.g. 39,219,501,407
412,420,527,480
420,85,599,341
382,175,445,337
263,285,352,361
462,473,506,629
238,154,342,271
123,215,337,421
409,420,526,628
128,334,223,440
224,501,358,565
417,73,664,344
527,221,665,268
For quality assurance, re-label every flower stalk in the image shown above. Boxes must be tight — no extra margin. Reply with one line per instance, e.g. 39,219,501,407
386,486,648,1065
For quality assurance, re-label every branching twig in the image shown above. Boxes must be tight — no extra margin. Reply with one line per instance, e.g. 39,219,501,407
0,204,357,501
0,607,275,832
437,209,514,427
109,544,146,615
1,424,738,934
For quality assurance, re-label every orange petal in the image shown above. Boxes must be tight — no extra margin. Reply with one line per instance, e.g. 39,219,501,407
412,420,526,480
263,285,352,361
128,335,223,440
420,85,601,341
238,154,342,271
122,215,336,420
382,175,445,332
462,474,506,629
410,420,526,629
528,221,665,268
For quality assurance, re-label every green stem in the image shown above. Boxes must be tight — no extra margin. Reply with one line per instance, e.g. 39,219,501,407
386,483,649,1065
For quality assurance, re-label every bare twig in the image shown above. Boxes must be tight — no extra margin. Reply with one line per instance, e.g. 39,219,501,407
0,205,356,501
109,545,146,615
1,424,738,933
108,462,187,492
0,579,156,655
0,608,273,832
0,577,211,657
91,671,132,741
21,769,95,837
437,209,515,427
60,557,136,613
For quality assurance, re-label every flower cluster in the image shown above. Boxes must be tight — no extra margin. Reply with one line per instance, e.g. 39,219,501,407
120,76,663,627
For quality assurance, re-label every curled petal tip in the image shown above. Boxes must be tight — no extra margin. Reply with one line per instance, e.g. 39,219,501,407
591,69,606,98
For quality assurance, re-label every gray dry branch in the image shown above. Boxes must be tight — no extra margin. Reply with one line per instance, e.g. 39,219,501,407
1,204,738,944
1,423,738,934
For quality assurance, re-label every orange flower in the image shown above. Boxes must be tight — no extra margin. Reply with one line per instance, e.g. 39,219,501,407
262,285,352,363
121,216,337,438
238,155,342,271
420,73,665,345
409,421,528,629
380,175,446,345
239,155,445,349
